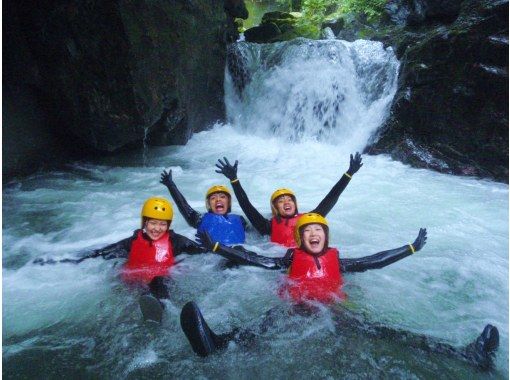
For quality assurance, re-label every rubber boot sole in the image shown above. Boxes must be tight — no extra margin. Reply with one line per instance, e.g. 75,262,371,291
139,294,163,324
180,301,217,357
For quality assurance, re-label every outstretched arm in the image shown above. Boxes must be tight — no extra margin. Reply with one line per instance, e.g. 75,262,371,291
196,230,291,269
340,228,427,273
33,234,134,265
160,169,202,228
216,157,271,235
171,231,207,256
312,152,363,216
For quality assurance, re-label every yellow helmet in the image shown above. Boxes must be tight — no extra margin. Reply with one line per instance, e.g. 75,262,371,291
141,197,173,227
294,213,328,248
270,188,297,216
205,185,231,212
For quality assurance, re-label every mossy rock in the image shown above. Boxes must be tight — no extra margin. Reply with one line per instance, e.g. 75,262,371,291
244,22,281,43
273,23,320,41
261,11,298,24
322,17,345,35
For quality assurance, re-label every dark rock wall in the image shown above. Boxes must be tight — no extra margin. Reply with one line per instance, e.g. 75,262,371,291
366,0,508,181
3,0,245,179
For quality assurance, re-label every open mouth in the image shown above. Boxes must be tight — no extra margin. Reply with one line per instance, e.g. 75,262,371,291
309,237,321,248
215,202,225,211
283,205,292,212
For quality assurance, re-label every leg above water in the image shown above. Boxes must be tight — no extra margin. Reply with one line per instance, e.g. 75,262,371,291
463,324,499,370
332,306,500,371
180,301,255,357
139,276,169,324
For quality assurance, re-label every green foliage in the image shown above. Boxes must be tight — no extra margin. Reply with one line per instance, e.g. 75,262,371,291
339,0,386,21
275,0,294,11
293,0,337,37
290,0,385,28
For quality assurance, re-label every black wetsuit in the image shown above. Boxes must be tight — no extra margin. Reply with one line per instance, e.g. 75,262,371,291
229,173,352,236
208,239,416,272
71,229,206,299
180,242,499,369
162,181,247,232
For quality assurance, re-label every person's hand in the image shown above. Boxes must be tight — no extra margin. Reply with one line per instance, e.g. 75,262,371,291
195,230,216,251
347,152,363,175
215,157,238,181
33,258,56,265
412,228,427,252
160,169,174,187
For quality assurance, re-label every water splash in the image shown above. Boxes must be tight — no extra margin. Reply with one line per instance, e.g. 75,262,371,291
226,38,399,154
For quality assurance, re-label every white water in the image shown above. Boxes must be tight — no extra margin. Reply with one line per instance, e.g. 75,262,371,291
3,38,508,378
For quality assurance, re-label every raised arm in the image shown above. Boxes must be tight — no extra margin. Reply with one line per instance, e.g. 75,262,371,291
216,157,271,235
312,152,363,216
340,228,427,273
196,230,291,269
160,169,202,228
171,231,207,256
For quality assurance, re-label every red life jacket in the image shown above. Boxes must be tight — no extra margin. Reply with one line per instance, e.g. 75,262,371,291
270,214,301,247
121,230,175,284
282,247,345,304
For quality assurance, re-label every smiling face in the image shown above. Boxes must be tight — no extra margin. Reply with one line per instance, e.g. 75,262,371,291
301,223,326,255
208,192,230,215
274,195,297,217
144,218,169,240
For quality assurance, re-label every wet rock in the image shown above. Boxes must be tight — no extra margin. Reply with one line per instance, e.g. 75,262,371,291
4,0,238,178
366,0,509,182
243,10,318,43
244,22,281,43
224,0,248,19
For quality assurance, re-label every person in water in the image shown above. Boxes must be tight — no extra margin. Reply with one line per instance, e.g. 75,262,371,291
160,169,247,246
180,214,499,370
215,153,363,247
35,197,207,324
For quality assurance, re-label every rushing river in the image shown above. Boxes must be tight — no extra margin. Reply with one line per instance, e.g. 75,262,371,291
3,38,508,378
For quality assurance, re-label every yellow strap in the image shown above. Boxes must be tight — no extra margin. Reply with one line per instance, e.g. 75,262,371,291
344,172,352,179
213,242,219,252
230,178,239,184
409,244,415,254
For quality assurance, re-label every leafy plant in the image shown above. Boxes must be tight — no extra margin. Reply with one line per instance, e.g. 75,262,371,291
339,0,386,21
301,0,338,25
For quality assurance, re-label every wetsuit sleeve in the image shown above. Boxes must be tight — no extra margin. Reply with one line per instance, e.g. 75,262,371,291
171,231,207,255
230,180,271,235
340,244,415,273
163,182,202,228
211,244,292,270
84,231,136,261
311,173,352,216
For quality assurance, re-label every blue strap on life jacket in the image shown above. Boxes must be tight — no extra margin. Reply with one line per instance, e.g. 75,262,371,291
197,213,246,246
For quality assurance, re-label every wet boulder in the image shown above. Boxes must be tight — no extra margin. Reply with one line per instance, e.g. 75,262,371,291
4,0,236,178
244,22,282,43
244,11,317,43
367,0,509,181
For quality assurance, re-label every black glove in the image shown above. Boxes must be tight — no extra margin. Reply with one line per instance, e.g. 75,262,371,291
195,230,216,252
215,157,238,181
412,228,427,252
33,257,84,265
347,152,363,175
160,169,174,187
33,258,56,265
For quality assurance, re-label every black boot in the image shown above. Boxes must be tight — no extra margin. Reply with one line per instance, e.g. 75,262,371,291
464,324,499,370
180,301,236,357
139,294,164,324
149,276,170,299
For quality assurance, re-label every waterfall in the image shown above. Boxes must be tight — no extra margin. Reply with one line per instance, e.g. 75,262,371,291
225,38,399,153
